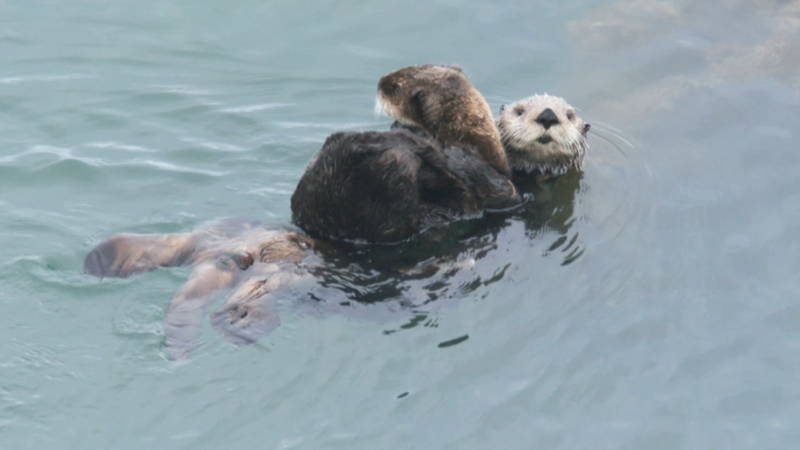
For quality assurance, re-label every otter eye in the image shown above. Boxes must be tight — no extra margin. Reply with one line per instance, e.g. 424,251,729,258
380,79,399,96
567,110,575,121
513,106,525,116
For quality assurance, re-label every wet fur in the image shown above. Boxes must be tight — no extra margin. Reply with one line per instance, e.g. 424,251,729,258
84,68,590,358
291,127,520,243
84,221,316,359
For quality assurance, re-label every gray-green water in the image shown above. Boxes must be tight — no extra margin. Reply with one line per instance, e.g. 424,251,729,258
2,1,800,448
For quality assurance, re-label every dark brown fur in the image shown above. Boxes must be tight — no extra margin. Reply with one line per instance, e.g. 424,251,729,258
291,127,520,243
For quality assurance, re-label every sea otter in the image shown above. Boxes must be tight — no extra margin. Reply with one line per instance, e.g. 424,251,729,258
292,65,589,243
84,219,320,359
84,65,589,358
376,66,589,178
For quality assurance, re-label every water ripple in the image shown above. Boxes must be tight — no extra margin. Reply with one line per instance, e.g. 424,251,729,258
0,74,95,84
87,142,157,153
179,137,246,153
220,103,292,114
0,147,227,186
107,160,228,177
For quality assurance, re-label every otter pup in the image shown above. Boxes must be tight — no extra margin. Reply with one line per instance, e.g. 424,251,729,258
376,64,511,176
84,220,319,359
498,94,590,177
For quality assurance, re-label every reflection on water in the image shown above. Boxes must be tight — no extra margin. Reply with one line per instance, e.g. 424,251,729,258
286,117,640,339
291,167,584,332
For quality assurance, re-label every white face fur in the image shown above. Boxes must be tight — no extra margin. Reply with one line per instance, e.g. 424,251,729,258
497,94,589,176
374,92,409,124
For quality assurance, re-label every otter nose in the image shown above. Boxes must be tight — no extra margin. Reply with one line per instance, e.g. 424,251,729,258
535,108,559,129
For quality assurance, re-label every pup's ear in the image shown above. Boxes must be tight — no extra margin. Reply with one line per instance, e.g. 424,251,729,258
499,104,506,114
409,88,430,125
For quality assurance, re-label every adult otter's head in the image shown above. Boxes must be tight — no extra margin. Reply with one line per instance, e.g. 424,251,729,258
376,64,511,176
498,95,590,177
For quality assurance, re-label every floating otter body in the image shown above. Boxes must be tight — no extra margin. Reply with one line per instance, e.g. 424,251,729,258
291,126,519,243
84,65,590,359
84,219,319,359
292,65,589,243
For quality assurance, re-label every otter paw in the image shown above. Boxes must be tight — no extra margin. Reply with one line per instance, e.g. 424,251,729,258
210,298,280,345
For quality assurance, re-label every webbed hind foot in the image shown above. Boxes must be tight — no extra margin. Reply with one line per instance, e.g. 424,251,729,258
84,233,196,278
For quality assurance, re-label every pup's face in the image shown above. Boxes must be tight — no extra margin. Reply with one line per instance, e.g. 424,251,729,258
498,94,590,175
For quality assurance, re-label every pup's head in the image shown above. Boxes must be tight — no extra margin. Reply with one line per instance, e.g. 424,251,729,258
375,64,467,128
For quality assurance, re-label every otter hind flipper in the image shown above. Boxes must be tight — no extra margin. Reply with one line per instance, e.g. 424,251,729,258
209,270,297,345
163,260,242,360
84,233,196,278
210,233,312,345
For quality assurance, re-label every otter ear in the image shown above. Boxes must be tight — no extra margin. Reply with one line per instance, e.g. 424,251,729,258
409,88,429,124
499,104,506,114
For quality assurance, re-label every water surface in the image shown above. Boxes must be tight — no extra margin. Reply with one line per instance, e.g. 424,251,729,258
2,1,800,449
